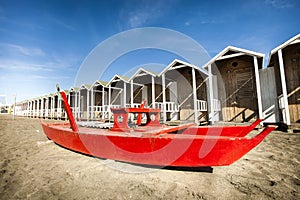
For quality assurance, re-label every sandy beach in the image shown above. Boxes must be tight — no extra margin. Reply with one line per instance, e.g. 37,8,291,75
0,114,299,199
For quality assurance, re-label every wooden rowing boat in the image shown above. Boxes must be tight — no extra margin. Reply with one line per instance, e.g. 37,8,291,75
41,91,276,167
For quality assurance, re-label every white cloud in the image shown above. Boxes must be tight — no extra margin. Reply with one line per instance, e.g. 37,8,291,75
184,21,191,26
120,0,176,28
0,43,45,57
0,60,53,72
199,19,220,24
49,17,76,31
265,0,294,9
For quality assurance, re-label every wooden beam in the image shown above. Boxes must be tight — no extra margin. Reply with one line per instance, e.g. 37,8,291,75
162,73,166,123
290,39,300,45
192,68,198,125
131,80,134,107
123,82,126,107
78,90,81,120
208,64,214,124
253,56,263,121
108,85,111,121
152,76,155,108
91,88,94,119
135,72,149,77
216,52,246,61
87,90,90,121
102,86,105,120
168,64,186,70
278,49,291,125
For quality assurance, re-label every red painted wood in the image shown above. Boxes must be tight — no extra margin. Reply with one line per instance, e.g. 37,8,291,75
41,92,275,167
136,100,146,125
41,120,276,167
59,91,78,132
111,107,161,132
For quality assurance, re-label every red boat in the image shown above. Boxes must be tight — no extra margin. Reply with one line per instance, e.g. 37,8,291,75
41,91,276,167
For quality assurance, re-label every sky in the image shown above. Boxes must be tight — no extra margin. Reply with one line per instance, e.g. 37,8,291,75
0,0,299,104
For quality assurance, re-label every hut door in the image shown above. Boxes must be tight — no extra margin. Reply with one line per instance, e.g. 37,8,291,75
233,68,256,122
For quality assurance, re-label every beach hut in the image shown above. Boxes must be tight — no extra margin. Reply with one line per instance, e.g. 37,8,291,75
27,98,33,117
78,84,91,120
32,98,38,118
43,96,49,118
53,93,59,119
47,93,54,119
52,92,65,120
203,46,264,123
56,90,69,120
39,95,46,118
106,75,131,120
159,59,209,124
128,68,158,108
45,94,53,119
90,80,109,120
267,33,300,125
23,99,29,117
24,99,29,116
69,87,79,120
107,75,131,107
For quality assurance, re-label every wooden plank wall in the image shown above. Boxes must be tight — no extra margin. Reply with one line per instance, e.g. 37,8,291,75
214,55,258,122
283,43,300,123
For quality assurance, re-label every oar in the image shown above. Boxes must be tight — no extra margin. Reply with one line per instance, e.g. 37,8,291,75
56,84,79,132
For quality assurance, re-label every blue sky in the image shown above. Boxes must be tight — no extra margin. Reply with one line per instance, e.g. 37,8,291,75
0,0,299,104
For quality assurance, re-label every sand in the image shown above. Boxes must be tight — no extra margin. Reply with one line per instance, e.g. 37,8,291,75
0,114,299,199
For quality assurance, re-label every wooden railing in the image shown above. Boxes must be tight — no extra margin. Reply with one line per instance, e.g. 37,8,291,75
196,100,207,111
154,102,179,113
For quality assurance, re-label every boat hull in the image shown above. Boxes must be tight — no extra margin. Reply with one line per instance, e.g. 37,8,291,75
41,121,276,167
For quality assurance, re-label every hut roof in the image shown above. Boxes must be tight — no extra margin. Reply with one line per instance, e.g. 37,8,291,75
268,33,300,66
69,87,79,92
202,46,265,69
270,33,300,55
108,74,130,85
129,68,158,81
80,84,92,90
159,59,208,77
91,80,108,87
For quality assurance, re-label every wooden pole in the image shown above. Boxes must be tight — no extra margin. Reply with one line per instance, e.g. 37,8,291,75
253,56,263,121
278,49,290,125
162,73,166,123
152,76,155,108
192,68,198,125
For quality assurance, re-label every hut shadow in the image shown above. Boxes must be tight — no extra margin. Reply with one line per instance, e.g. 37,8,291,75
229,108,256,122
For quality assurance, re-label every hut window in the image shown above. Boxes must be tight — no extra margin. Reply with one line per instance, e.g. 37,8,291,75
232,62,238,67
